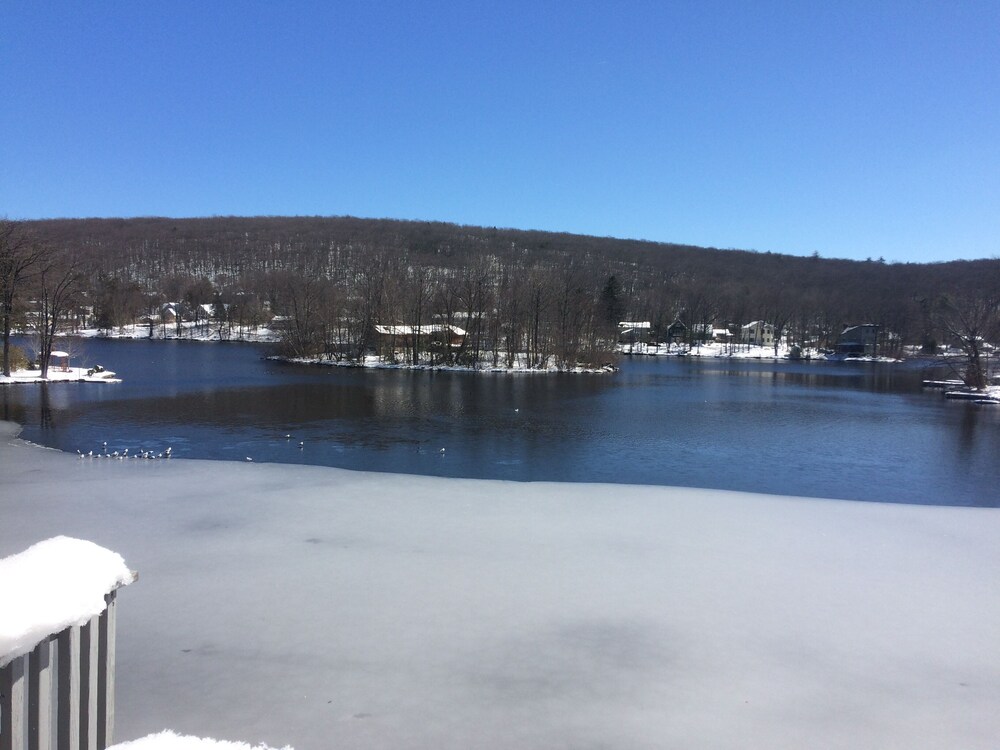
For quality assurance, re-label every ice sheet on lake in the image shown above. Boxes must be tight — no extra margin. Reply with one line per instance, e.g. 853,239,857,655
1,419,999,749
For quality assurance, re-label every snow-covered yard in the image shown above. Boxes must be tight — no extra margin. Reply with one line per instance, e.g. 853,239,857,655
0,365,121,385
66,323,281,343
1,420,998,749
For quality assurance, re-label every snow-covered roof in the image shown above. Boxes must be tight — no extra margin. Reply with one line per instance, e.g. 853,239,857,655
1,537,134,666
108,731,292,750
841,323,878,334
618,321,651,329
375,324,467,337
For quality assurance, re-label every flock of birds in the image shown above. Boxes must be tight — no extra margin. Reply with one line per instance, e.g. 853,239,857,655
77,441,172,460
76,422,479,463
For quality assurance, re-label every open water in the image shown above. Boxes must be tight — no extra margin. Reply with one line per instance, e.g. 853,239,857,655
3,338,998,505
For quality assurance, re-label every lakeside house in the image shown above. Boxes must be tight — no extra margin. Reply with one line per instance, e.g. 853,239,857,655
374,323,466,353
712,326,733,343
617,321,651,345
664,319,687,345
160,302,183,324
838,324,880,356
740,321,775,347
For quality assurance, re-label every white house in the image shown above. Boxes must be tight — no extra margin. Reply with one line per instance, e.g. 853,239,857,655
740,321,775,347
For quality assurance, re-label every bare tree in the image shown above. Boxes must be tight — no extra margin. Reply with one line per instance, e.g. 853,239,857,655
94,273,144,332
402,266,432,365
275,271,327,358
344,252,387,360
0,221,47,375
934,284,1000,390
34,248,86,378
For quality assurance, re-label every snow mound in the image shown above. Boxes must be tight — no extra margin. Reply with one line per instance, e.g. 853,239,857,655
108,731,291,750
0,536,134,666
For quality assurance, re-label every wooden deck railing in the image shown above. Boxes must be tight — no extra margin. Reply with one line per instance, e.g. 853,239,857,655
1,587,120,750
0,533,134,750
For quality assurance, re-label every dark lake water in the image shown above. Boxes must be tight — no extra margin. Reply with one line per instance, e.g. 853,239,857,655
3,338,998,506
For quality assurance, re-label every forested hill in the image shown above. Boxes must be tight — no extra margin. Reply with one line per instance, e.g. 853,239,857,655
20,215,1000,357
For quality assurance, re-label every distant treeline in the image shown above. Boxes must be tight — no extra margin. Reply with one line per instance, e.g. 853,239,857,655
17,215,1000,372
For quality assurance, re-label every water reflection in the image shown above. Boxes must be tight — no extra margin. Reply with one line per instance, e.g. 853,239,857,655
1,388,28,425
39,384,53,430
98,383,379,427
954,404,981,467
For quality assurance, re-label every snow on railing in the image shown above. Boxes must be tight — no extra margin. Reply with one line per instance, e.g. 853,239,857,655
1,537,135,750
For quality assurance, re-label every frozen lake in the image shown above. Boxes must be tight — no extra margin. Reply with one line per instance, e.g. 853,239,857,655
2,423,999,749
3,338,998,505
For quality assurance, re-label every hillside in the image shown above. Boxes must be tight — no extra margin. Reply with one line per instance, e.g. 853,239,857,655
14,215,1000,367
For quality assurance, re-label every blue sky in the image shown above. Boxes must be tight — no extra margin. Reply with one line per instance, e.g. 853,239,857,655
2,1,997,262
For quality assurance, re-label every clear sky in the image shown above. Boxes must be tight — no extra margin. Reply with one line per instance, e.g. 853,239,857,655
2,1,997,262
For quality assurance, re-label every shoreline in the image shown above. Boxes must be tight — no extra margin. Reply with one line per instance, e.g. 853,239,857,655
2,419,999,749
0,365,122,385
272,354,617,374
26,329,918,375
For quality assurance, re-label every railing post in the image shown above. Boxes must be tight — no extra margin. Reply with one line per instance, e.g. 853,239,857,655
80,617,99,750
28,640,52,750
97,592,116,749
1,656,26,750
56,627,81,750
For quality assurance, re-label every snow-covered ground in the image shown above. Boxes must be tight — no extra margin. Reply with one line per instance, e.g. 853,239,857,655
108,731,290,750
280,353,616,373
66,323,281,343
617,341,903,362
0,365,122,385
2,420,998,749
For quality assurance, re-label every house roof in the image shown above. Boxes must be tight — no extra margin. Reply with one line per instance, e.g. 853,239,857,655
375,324,467,337
840,324,878,335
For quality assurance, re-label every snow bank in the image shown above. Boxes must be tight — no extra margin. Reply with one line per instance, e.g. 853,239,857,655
108,731,290,750
0,536,134,665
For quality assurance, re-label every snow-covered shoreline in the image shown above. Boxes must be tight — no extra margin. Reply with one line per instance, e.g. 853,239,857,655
617,340,903,362
52,327,907,371
55,326,617,373
2,420,998,749
0,365,122,385
274,353,616,374
61,323,281,343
